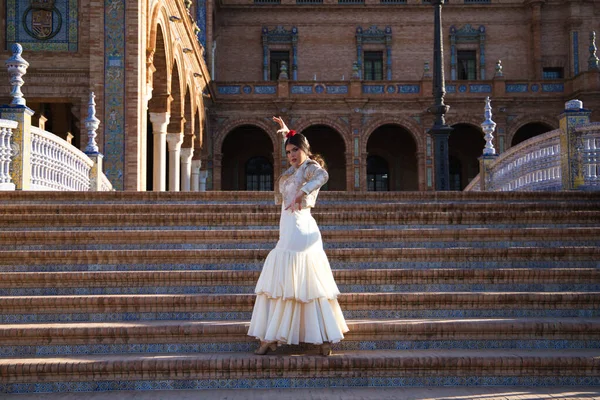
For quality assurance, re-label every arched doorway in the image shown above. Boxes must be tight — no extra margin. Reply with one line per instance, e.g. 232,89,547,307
301,125,346,191
222,126,274,190
366,124,418,191
449,124,485,190
511,122,554,146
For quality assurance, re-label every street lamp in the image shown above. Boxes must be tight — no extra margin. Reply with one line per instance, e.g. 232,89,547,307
428,0,453,190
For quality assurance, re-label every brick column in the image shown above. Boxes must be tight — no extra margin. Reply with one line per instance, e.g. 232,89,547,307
527,0,545,80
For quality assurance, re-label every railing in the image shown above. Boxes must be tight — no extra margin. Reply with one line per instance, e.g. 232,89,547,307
578,123,600,188
30,127,93,191
0,119,18,189
465,125,600,192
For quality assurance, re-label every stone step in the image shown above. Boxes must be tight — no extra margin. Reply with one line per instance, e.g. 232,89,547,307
3,202,600,215
1,349,598,394
1,293,598,324
1,211,598,228
0,269,597,296
2,227,598,246
1,247,597,266
1,190,599,204
1,318,599,357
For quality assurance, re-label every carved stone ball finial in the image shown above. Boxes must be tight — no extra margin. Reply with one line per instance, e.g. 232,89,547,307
5,43,30,106
495,60,503,77
589,31,600,71
278,61,289,80
84,92,101,154
481,96,497,156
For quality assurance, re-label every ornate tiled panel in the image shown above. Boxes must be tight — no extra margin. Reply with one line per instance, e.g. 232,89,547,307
217,86,241,95
470,84,491,93
326,85,349,94
291,85,313,94
362,85,385,94
6,0,78,51
542,84,565,92
254,86,277,94
398,85,420,94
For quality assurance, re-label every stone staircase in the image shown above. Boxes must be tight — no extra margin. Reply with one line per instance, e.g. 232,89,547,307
0,191,599,395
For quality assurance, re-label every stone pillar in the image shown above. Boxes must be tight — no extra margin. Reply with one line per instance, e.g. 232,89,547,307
167,132,183,191
148,112,169,191
191,159,201,191
180,147,193,192
559,99,590,190
0,106,34,190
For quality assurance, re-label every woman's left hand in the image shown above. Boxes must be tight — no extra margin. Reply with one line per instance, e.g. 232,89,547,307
285,191,305,212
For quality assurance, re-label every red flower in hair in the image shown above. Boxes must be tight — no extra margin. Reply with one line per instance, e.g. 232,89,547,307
286,130,296,138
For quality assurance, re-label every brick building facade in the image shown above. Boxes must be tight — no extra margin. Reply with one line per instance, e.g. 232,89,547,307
207,0,600,191
1,0,599,191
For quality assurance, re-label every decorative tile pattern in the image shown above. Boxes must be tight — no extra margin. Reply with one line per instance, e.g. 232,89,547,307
446,85,456,93
573,31,579,76
103,0,126,190
362,85,385,94
470,84,491,93
326,85,349,94
196,0,206,49
542,83,564,92
398,85,420,94
459,85,467,93
254,86,277,94
291,85,313,94
242,85,252,94
506,83,529,93
2,376,599,394
6,0,78,51
217,86,241,95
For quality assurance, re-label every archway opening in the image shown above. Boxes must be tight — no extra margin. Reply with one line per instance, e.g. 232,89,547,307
367,124,418,191
511,122,554,147
221,126,274,190
301,125,346,191
449,124,485,190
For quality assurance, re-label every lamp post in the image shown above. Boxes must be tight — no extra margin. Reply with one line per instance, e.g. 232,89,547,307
428,0,453,190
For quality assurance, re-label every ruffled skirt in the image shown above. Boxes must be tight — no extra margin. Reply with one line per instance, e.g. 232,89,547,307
247,207,348,345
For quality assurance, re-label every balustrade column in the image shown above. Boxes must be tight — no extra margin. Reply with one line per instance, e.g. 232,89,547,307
148,112,169,191
180,148,193,192
167,132,184,191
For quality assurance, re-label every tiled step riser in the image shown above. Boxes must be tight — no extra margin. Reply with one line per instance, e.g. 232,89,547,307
6,240,600,251
4,376,600,395
3,261,599,272
2,248,598,266
3,227,599,246
1,351,599,392
2,190,599,202
1,212,599,227
5,202,600,215
4,310,600,324
3,338,600,358
3,284,600,296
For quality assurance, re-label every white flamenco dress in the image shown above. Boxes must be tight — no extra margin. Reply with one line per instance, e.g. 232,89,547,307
247,160,349,345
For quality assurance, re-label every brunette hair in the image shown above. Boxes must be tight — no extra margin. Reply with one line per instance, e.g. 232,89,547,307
285,133,327,170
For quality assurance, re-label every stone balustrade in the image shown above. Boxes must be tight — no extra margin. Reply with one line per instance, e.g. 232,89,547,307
0,45,113,192
466,101,600,192
29,127,94,191
0,119,18,190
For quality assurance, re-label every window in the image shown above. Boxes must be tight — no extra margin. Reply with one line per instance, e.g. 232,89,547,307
270,51,290,81
457,50,477,80
543,67,563,80
367,155,389,191
364,51,384,81
246,157,273,191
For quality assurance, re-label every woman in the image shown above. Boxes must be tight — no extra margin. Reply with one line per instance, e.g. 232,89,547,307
247,116,349,356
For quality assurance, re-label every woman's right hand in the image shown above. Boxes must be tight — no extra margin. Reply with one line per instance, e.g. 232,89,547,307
273,116,289,135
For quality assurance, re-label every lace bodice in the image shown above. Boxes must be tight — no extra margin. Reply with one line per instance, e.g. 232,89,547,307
275,159,329,209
